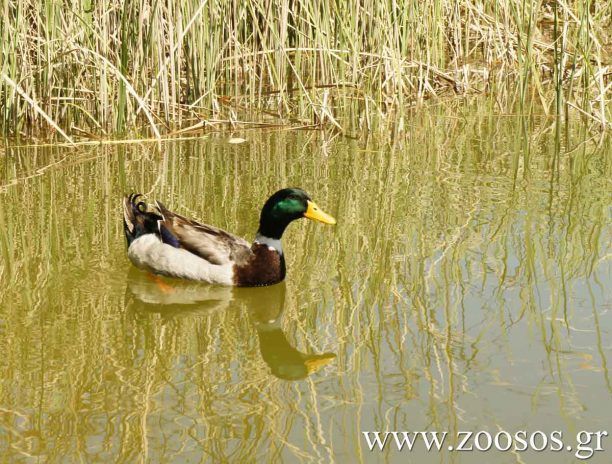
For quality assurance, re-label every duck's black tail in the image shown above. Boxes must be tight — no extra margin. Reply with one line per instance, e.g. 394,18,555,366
123,193,162,246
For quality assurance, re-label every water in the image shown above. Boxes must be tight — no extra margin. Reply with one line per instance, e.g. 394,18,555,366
0,105,610,463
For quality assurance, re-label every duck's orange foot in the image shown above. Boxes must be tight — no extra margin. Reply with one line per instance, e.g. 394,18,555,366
147,272,174,294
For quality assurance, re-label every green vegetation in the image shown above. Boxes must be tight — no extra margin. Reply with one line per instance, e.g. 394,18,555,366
1,0,610,142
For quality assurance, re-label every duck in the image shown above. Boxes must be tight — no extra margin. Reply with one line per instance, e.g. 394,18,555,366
123,188,336,286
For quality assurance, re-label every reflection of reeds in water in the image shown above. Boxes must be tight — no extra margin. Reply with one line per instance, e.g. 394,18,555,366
0,106,610,461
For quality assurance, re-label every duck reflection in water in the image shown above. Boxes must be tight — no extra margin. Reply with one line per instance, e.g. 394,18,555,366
126,268,336,381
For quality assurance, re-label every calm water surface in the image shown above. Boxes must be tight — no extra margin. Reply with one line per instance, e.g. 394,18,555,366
0,106,610,463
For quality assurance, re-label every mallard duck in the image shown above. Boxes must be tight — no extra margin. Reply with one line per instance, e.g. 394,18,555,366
123,188,336,286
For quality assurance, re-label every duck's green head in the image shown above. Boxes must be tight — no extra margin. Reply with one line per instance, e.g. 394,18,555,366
258,188,336,239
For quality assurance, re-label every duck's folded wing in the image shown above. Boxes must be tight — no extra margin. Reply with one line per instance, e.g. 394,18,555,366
154,201,252,266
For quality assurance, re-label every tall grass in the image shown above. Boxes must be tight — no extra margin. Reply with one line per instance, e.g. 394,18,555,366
0,0,610,141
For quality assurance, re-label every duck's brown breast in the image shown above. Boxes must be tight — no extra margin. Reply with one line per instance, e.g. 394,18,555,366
233,244,285,287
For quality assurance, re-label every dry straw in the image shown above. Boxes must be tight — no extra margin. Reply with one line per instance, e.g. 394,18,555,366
0,0,610,140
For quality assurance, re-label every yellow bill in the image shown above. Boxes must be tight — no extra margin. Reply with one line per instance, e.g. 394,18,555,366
304,200,336,225
304,354,337,374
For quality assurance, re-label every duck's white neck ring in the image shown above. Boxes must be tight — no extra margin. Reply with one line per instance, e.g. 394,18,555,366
254,233,283,254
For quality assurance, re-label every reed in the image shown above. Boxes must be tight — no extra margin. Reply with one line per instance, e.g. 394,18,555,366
0,0,610,141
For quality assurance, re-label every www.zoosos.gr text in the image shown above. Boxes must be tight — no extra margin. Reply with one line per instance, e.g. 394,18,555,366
362,430,608,460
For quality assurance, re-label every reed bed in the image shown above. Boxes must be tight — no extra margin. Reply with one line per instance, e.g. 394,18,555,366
0,0,610,142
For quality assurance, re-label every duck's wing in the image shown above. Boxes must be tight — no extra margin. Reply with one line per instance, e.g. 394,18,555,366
154,200,252,266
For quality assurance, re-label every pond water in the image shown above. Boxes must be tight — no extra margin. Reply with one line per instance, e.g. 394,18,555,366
0,104,610,463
